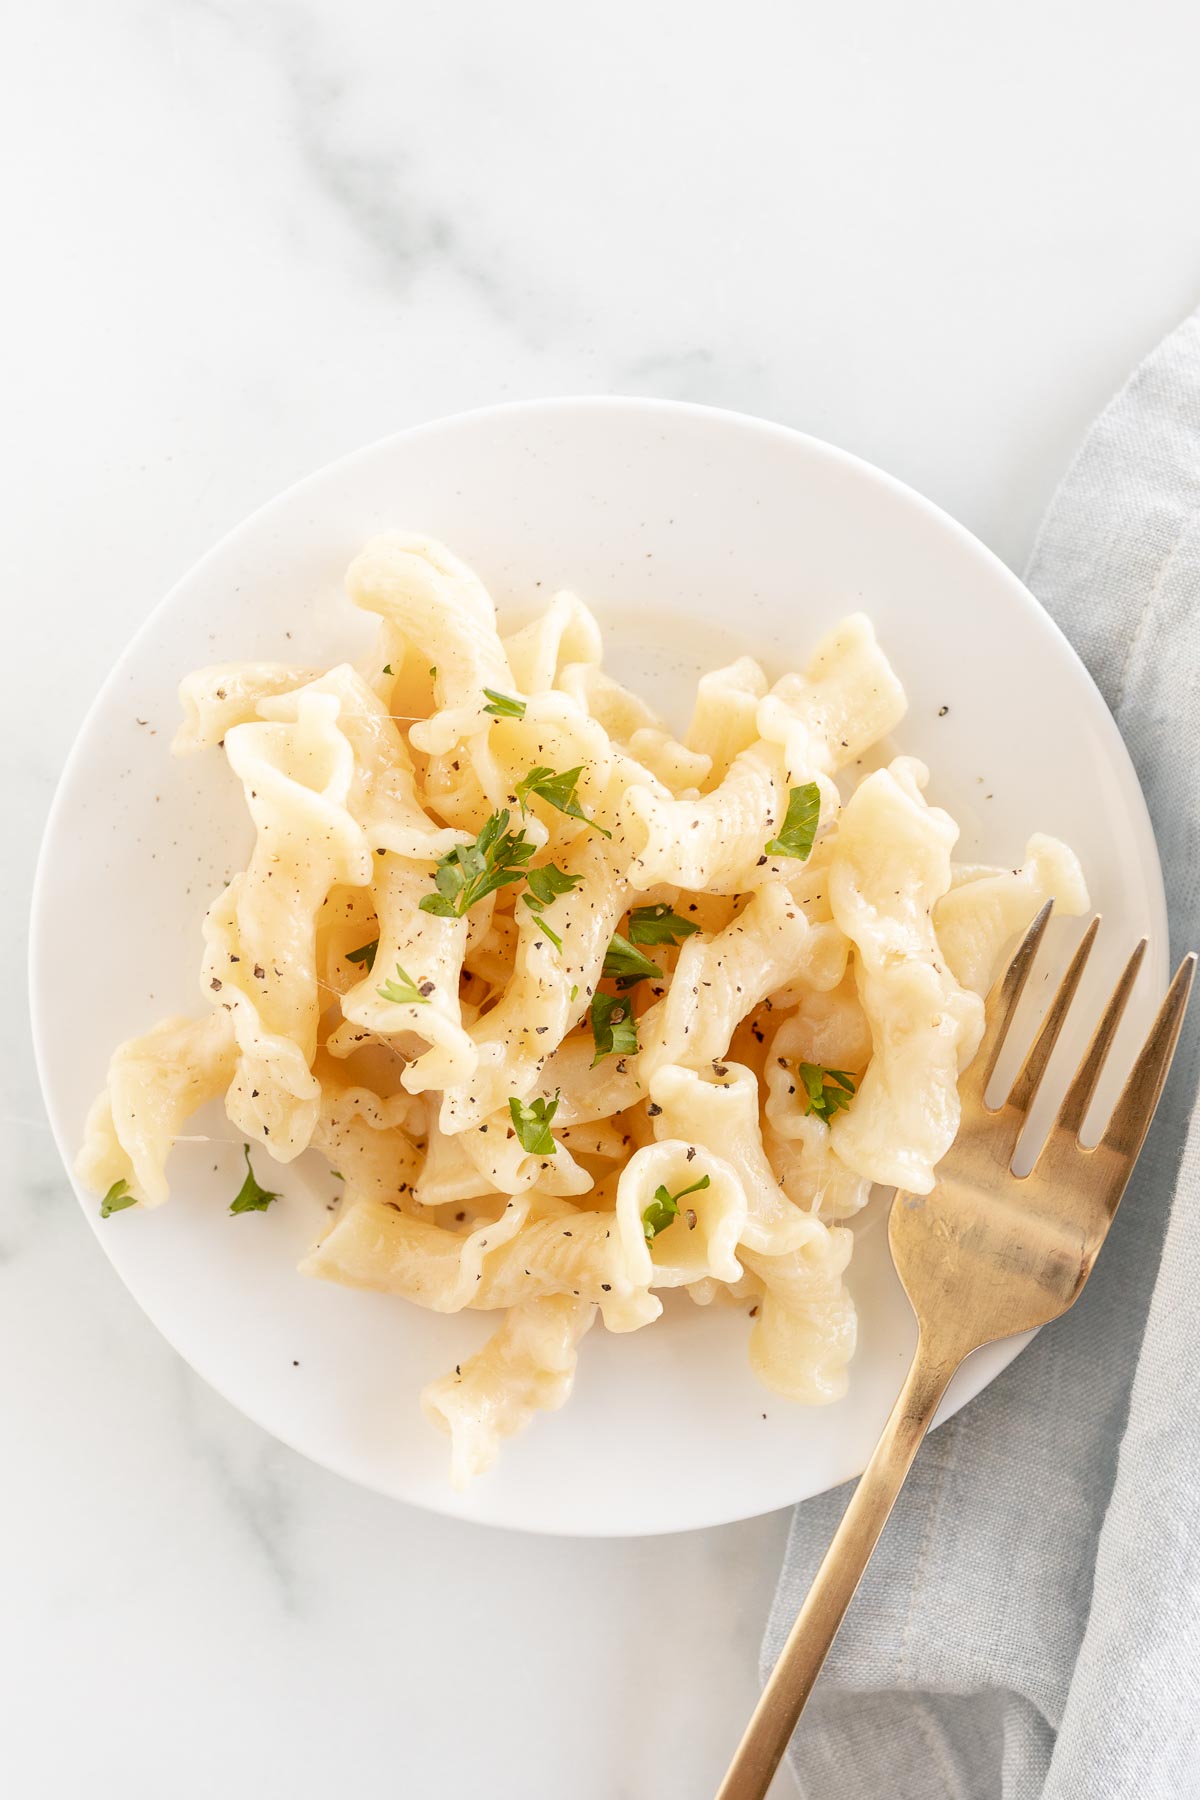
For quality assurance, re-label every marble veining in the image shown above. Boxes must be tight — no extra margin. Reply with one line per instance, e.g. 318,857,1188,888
7,0,1200,1793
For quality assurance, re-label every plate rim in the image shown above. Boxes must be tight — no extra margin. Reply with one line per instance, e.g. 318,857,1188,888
28,395,1170,1535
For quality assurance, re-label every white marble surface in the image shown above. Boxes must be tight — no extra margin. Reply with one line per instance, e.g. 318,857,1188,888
6,3,1200,1795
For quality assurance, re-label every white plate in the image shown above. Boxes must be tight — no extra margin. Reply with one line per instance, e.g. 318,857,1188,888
30,399,1168,1536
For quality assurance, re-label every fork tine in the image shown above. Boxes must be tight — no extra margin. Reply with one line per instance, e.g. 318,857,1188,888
1005,916,1100,1121
962,899,1054,1107
1097,954,1195,1167
1055,938,1146,1139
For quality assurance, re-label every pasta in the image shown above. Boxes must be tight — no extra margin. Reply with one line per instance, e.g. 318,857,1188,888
77,532,1088,1484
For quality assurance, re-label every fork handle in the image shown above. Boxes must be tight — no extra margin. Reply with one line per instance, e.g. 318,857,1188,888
715,1335,960,1800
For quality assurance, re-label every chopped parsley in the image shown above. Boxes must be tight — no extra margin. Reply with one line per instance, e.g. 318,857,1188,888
602,931,661,990
382,663,393,675
229,1145,282,1215
508,1092,560,1156
764,781,821,861
419,809,536,917
628,903,702,948
797,1062,857,1124
515,765,612,838
377,962,433,1005
590,991,639,1064
642,1174,710,1242
100,1178,137,1219
482,687,527,719
345,938,378,970
526,863,582,908
521,861,581,952
530,916,564,953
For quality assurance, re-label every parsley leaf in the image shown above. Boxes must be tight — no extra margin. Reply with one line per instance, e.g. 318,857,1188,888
382,663,393,675
642,1174,710,1242
528,913,564,953
345,938,378,970
419,809,536,917
628,903,702,948
525,864,582,907
797,1062,857,1124
764,781,821,861
229,1144,282,1215
528,914,564,957
590,991,639,1064
377,962,433,1005
482,687,527,719
100,1178,137,1218
522,862,582,953
602,931,661,990
515,765,612,838
508,1092,560,1156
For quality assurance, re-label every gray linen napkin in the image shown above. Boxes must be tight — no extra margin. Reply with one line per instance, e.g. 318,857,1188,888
763,307,1200,1800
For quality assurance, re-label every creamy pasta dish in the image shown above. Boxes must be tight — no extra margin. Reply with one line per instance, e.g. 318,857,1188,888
77,533,1088,1485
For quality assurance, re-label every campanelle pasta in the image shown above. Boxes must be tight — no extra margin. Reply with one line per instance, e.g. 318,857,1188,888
77,532,1089,1485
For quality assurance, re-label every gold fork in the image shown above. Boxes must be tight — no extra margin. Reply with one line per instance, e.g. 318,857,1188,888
718,904,1195,1800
